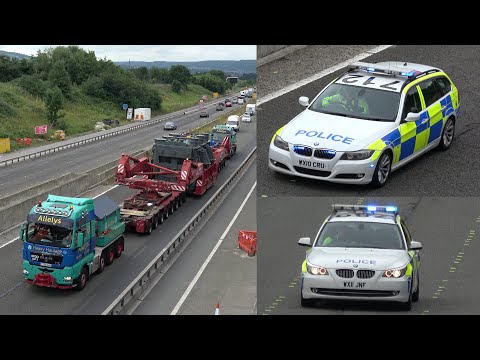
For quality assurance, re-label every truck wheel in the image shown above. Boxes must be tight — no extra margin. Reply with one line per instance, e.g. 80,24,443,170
106,245,115,265
97,253,106,273
152,215,158,230
75,267,89,291
114,237,124,258
146,222,152,235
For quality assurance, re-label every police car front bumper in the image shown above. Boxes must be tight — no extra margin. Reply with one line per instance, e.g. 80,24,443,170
269,144,377,184
301,272,411,303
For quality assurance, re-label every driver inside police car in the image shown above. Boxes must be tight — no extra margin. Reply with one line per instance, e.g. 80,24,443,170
321,87,370,115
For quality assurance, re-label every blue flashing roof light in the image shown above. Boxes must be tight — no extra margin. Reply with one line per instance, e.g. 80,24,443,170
400,71,415,77
386,206,398,212
367,67,375,72
367,206,377,212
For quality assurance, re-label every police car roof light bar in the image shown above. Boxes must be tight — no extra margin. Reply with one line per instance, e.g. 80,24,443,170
332,204,398,215
349,62,418,78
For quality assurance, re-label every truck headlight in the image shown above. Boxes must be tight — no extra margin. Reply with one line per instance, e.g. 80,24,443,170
383,266,407,278
64,276,72,281
23,269,29,275
307,264,329,275
273,135,289,151
340,150,374,160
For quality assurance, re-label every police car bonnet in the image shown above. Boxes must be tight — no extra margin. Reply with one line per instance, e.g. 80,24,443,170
281,111,393,151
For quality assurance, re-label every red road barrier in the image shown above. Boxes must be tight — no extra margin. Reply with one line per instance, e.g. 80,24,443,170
238,230,257,257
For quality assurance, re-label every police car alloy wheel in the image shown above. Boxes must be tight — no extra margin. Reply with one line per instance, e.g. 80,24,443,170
371,152,391,187
438,117,455,151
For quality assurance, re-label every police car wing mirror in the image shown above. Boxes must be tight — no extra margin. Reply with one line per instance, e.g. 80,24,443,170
76,232,84,248
405,112,420,122
299,96,310,107
298,237,312,247
410,241,422,251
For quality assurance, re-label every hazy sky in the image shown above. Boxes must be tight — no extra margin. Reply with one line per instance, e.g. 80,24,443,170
0,45,256,62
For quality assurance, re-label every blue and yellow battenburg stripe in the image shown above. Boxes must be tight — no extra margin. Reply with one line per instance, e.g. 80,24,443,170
368,72,459,163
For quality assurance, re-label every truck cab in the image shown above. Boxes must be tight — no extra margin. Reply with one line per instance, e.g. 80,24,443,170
212,124,237,158
21,194,125,290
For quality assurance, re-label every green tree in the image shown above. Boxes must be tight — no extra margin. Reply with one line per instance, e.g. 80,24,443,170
49,60,72,97
15,74,49,99
45,86,64,127
171,79,182,93
170,65,191,87
208,69,225,80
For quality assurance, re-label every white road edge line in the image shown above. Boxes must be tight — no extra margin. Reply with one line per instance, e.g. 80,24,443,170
256,45,394,106
0,184,119,250
170,181,257,315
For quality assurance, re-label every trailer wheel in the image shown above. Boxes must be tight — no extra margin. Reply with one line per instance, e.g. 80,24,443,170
182,193,187,203
106,245,115,265
114,237,124,258
174,200,179,211
152,215,158,230
159,213,164,224
75,267,89,291
146,222,153,235
97,253,106,273
169,204,174,215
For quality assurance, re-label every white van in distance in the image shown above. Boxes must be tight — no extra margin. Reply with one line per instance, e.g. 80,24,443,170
226,115,240,132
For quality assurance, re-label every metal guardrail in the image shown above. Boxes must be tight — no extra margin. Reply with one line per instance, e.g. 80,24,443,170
102,146,256,315
0,93,237,168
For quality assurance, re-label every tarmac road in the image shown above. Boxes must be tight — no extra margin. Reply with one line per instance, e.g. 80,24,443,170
257,45,480,196
257,196,480,315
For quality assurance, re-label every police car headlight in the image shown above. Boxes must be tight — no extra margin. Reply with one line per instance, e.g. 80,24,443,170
383,266,407,278
340,150,374,161
307,264,329,275
273,135,289,151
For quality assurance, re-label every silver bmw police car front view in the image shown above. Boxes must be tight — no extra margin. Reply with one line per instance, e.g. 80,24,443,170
269,61,460,187
299,205,422,310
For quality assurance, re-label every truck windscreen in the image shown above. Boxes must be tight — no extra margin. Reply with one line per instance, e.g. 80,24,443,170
27,223,74,248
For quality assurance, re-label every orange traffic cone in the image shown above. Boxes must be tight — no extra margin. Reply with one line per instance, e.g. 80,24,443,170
215,303,220,315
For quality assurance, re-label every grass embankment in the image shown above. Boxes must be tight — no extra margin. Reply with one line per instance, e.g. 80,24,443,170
156,84,218,114
192,104,247,134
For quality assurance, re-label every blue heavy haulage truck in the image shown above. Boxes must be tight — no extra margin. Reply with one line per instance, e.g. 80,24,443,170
21,194,126,290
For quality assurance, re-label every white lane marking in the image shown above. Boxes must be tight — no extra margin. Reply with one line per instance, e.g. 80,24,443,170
256,45,393,106
0,184,119,250
170,181,257,315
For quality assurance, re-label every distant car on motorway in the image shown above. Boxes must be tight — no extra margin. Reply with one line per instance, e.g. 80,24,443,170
269,61,460,187
298,204,422,310
225,101,232,107
237,98,244,105
163,121,177,130
216,104,224,111
200,111,210,118
232,97,238,104
241,113,251,123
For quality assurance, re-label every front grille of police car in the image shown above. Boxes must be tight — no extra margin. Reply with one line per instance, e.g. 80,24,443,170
336,269,354,278
293,145,313,157
293,167,331,177
314,149,336,159
357,270,375,279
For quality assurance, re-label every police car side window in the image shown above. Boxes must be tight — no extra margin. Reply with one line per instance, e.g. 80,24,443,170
434,77,452,98
400,220,412,247
419,79,443,108
402,87,421,120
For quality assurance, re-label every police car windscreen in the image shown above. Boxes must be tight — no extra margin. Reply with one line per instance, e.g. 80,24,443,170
309,84,400,122
316,222,405,250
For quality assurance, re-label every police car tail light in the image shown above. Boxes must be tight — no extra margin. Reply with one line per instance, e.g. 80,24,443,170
383,266,407,278
307,264,329,275
340,150,374,161
273,135,289,151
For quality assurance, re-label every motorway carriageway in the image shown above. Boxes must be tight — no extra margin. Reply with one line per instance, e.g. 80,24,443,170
0,119,256,315
258,197,480,315
0,99,245,199
133,161,256,315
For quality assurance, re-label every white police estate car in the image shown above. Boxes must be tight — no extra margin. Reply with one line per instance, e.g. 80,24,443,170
298,205,422,310
269,61,460,187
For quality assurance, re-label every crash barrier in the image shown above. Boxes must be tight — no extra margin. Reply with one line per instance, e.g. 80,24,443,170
0,93,237,168
102,146,257,315
237,230,257,257
0,149,147,234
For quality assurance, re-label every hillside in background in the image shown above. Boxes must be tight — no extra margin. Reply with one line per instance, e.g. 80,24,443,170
115,60,256,75
0,50,31,59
